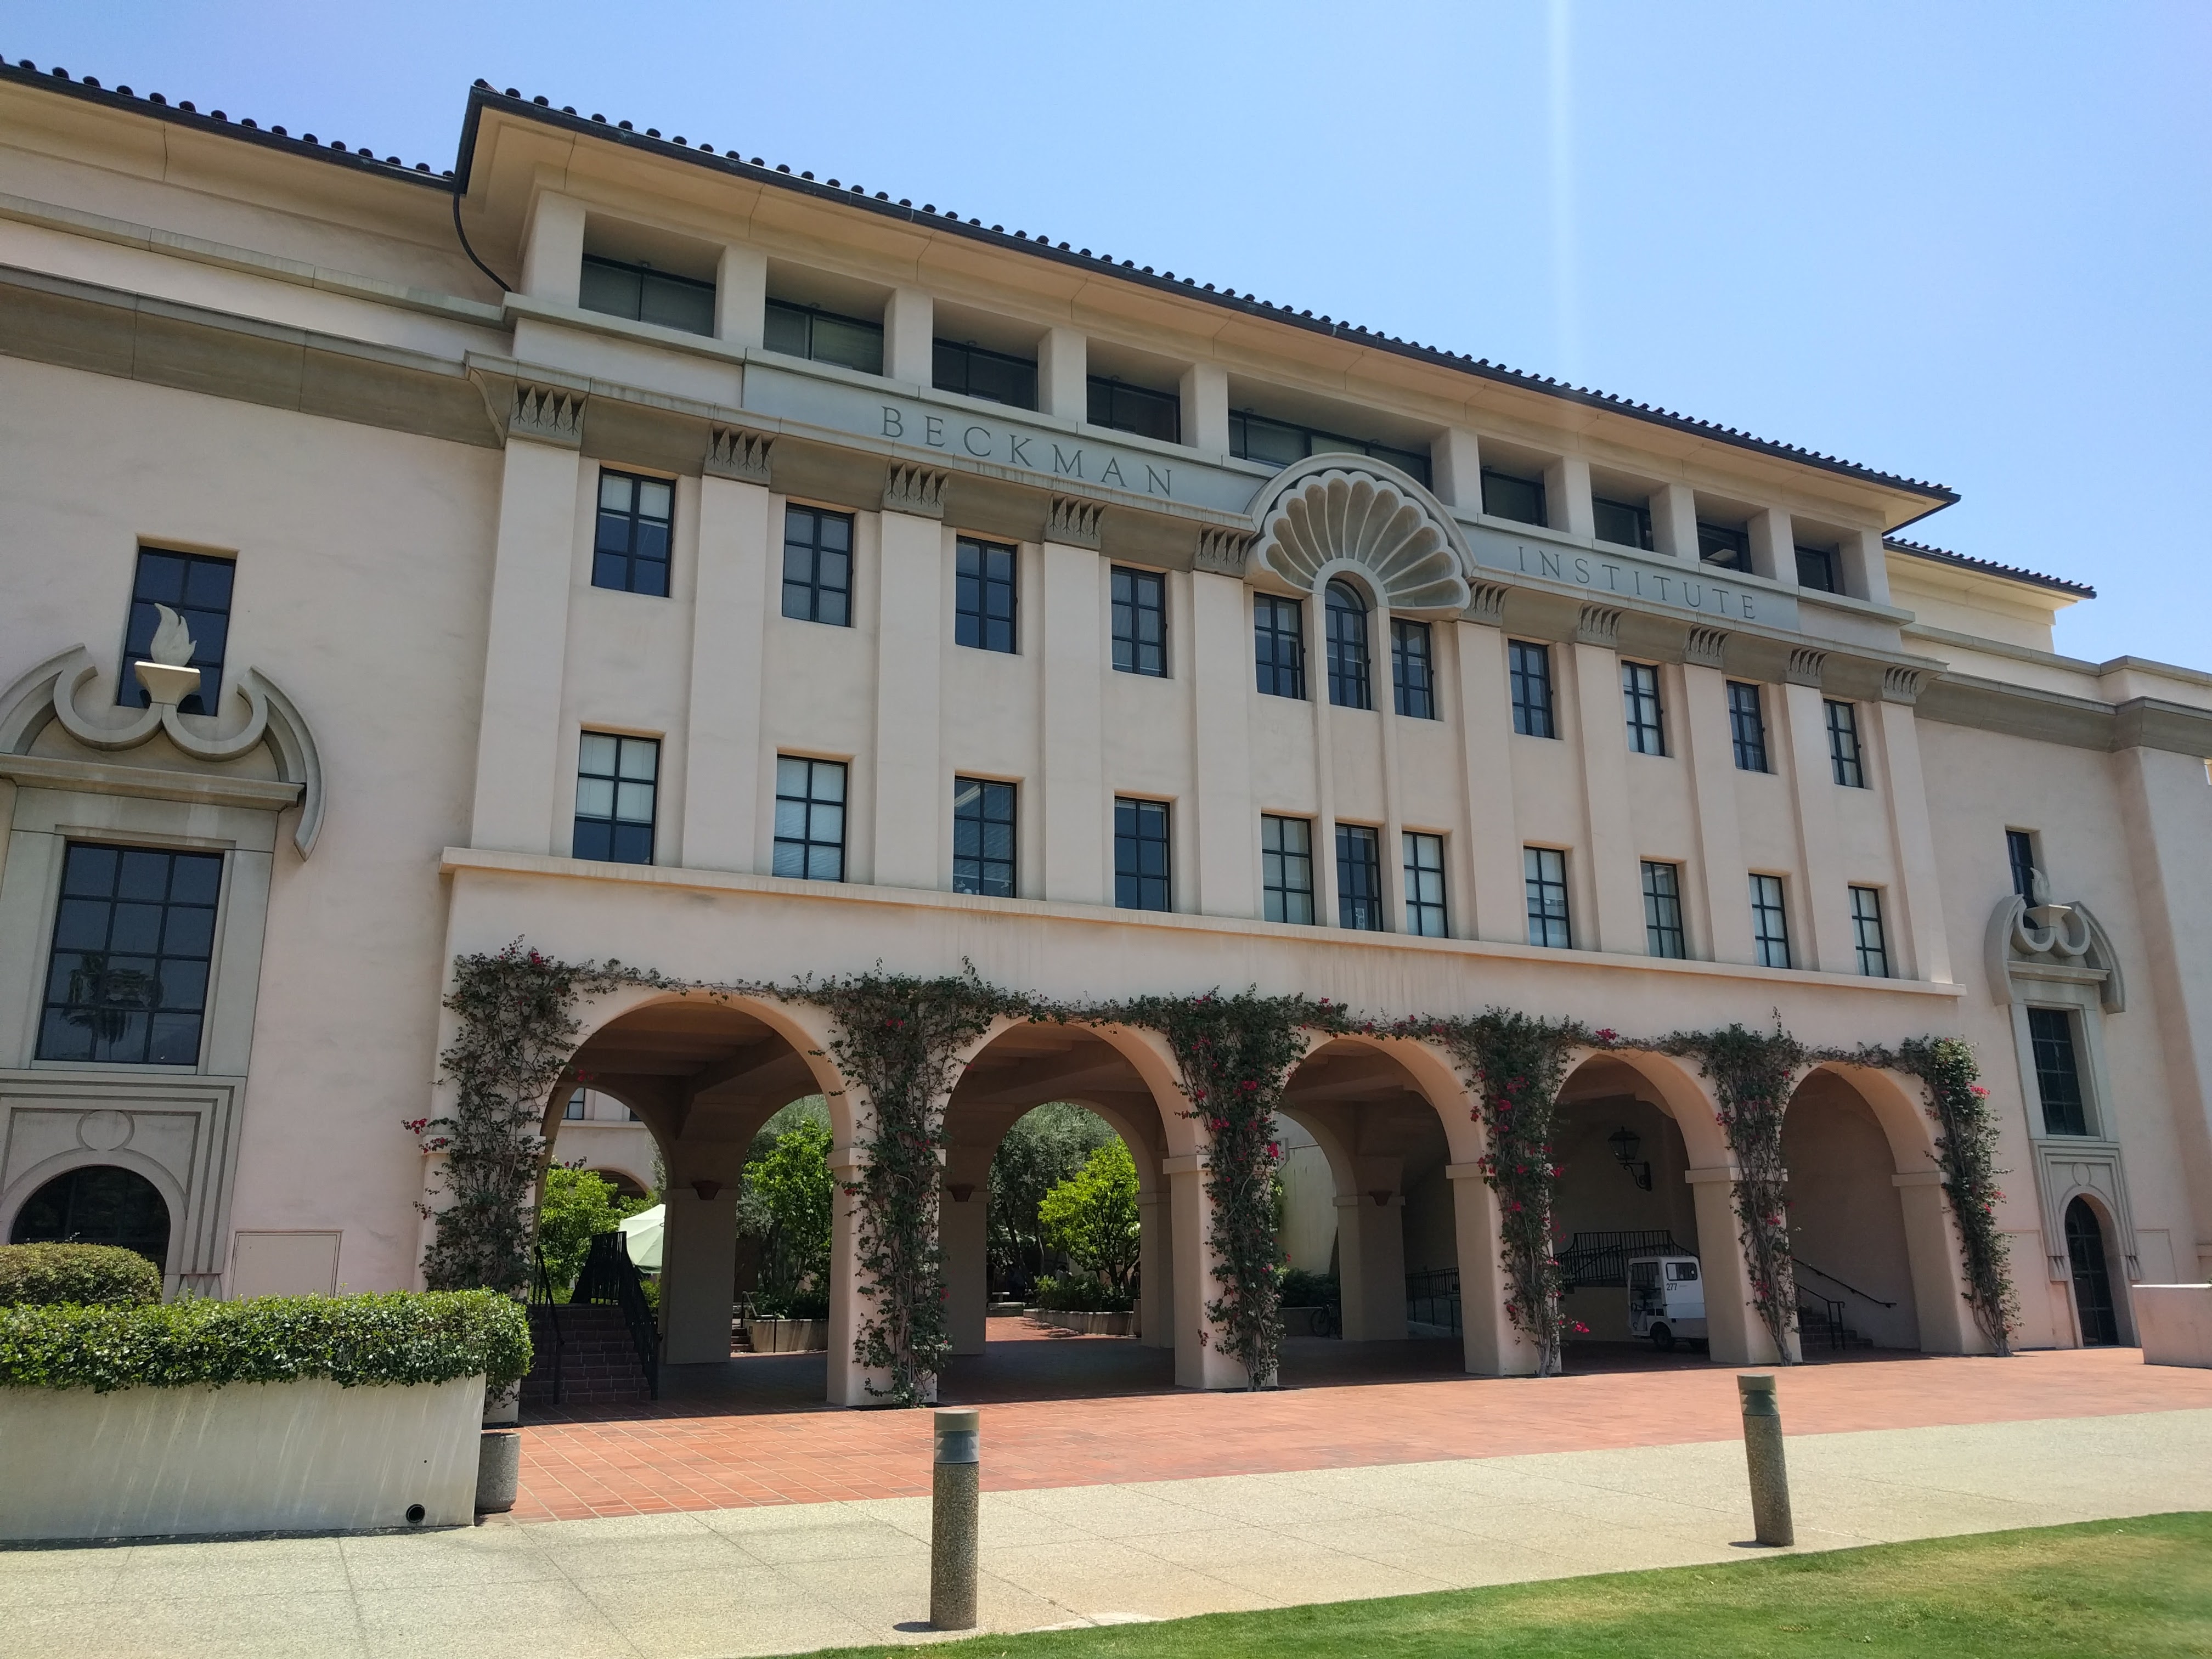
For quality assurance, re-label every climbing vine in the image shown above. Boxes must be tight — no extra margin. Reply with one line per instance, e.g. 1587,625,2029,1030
1889,1036,2018,1356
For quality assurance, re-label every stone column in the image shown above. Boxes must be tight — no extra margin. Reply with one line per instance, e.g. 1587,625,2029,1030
826,1146,881,1406
1138,1187,1174,1348
1335,1190,1409,1341
1165,1153,1243,1389
660,1186,739,1365
1686,1166,1789,1365
1449,1165,1539,1375
939,1147,993,1357
1894,1170,1985,1354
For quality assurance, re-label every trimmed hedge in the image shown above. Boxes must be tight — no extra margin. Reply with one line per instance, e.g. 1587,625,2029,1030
0,1290,531,1392
0,1243,162,1308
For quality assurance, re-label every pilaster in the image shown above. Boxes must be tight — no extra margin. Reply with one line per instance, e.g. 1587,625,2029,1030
1180,362,1229,454
1686,1165,1787,1365
519,191,585,306
714,244,768,348
1335,1190,1409,1341
1570,608,1643,953
1431,428,1482,514
1872,681,1953,984
1545,454,1595,540
884,286,934,386
1448,1165,1538,1375
1679,646,1753,963
940,1145,993,1356
1040,538,1107,904
1038,327,1086,422
1749,507,1795,586
1165,1153,1243,1388
1652,483,1700,564
1189,564,1257,917
660,1187,739,1364
872,487,946,889
1780,664,1854,972
681,466,773,872
1454,607,1523,941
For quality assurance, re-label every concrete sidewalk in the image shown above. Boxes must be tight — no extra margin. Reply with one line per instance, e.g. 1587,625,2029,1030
5,1408,2207,1658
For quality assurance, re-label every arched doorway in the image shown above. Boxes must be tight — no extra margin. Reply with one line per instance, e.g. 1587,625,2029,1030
1781,1070,1921,1351
9,1164,171,1273
2065,1197,2120,1347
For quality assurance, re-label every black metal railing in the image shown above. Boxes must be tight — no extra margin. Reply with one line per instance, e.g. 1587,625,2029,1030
574,1229,660,1398
529,1245,566,1404
1406,1267,1462,1334
1556,1230,1685,1290
1791,1259,1897,1353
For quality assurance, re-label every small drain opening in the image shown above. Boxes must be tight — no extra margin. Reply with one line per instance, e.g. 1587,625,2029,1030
405,1503,426,1524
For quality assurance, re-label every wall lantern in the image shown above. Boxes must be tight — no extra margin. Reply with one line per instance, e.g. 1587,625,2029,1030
1607,1127,1654,1192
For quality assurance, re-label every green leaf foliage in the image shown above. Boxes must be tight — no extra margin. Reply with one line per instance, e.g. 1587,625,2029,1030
990,1103,1117,1289
1039,1138,1141,1297
537,1168,654,1297
0,1290,532,1392
742,1109,836,1308
0,1243,162,1308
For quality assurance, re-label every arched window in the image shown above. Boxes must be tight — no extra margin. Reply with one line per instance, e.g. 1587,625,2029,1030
2063,1197,2118,1346
1324,579,1371,709
9,1164,171,1273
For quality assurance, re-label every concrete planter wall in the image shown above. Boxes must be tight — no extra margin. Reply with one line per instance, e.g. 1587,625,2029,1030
0,1374,486,1541
1034,1310,1135,1336
2135,1284,2212,1367
746,1317,828,1353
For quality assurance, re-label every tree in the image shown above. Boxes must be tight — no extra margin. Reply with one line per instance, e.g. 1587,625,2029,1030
536,1167,651,1295
742,1114,834,1313
989,1102,1115,1289
1038,1138,1141,1297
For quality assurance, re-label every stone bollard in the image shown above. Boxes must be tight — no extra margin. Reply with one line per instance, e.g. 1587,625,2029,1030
1737,1374,1793,1546
930,1408,980,1630
475,1430,520,1515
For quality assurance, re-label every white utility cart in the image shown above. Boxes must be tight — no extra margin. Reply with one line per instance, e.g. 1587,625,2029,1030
1627,1253,1707,1352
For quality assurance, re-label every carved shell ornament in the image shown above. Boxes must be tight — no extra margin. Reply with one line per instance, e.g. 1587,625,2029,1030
1247,455,1474,617
1983,870,2125,1013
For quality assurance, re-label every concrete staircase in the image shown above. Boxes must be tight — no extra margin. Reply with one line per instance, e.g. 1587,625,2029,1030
522,1304,652,1407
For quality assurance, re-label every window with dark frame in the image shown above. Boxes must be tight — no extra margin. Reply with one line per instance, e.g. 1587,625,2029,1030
1826,699,1865,787
1728,681,1769,772
573,732,659,865
1254,595,1307,699
1750,873,1791,969
2008,830,2039,898
1641,861,1686,959
1510,641,1556,738
1593,495,1654,550
2027,1006,2090,1136
1228,410,1432,487
1795,545,1839,592
952,777,1017,898
1622,662,1666,755
955,538,1018,653
773,756,848,882
1392,620,1436,719
763,298,885,374
578,255,715,336
565,1089,586,1121
1325,580,1372,709
782,505,854,625
1699,522,1752,571
1403,831,1447,938
1850,885,1891,977
594,471,674,597
37,842,223,1066
934,339,1037,409
1114,798,1171,911
119,548,233,718
1336,825,1385,932
1111,567,1167,677
1481,468,1547,526
1261,815,1314,924
1524,847,1571,948
1087,378,1181,443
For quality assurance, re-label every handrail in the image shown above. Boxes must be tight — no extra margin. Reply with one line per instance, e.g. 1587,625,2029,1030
575,1229,659,1399
1796,1288,1850,1352
530,1245,566,1406
1792,1259,1897,1308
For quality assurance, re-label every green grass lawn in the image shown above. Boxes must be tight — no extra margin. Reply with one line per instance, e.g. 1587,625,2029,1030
826,1514,2211,1658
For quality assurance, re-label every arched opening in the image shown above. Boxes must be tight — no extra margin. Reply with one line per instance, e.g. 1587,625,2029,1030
2064,1196,2121,1347
9,1164,172,1274
1781,1070,1921,1352
591,1170,651,1204
1323,578,1372,709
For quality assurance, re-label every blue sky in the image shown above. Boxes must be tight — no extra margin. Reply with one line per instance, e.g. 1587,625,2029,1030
8,2,2206,667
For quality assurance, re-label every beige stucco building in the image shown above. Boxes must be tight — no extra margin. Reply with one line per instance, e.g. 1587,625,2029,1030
2,63,2207,1399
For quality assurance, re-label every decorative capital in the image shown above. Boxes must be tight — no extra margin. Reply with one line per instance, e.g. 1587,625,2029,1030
704,425,774,486
1194,526,1252,577
883,462,947,518
1881,664,1925,705
1684,626,1729,669
1465,582,1510,627
1575,605,1623,648
1046,495,1104,549
1786,647,1829,689
509,381,585,448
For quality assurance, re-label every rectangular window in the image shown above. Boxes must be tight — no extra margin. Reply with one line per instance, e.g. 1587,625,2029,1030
574,732,659,865
1254,595,1307,699
594,471,673,597
1622,662,1666,755
773,757,847,882
955,538,1018,653
1850,885,1891,977
2007,830,2038,899
119,547,234,718
37,842,223,1066
1336,825,1385,931
578,255,715,336
1392,619,1436,719
1481,468,1547,526
1114,798,1171,911
781,505,854,626
763,298,885,374
1593,495,1654,550
1111,567,1168,676
1261,814,1314,924
1403,831,1447,938
1728,681,1769,772
1642,861,1686,958
565,1088,586,1121
1795,544,1839,592
1087,377,1181,443
1699,522,1751,571
1229,410,1432,487
1524,847,1571,948
1749,873,1791,969
1826,699,1865,787
934,339,1037,409
2027,1006,2090,1136
1510,641,1556,738
952,777,1017,898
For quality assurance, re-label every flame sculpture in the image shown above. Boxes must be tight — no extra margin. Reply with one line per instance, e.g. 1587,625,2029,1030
146,604,196,667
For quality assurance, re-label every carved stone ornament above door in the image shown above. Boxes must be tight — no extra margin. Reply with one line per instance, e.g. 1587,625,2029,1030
1245,454,1474,618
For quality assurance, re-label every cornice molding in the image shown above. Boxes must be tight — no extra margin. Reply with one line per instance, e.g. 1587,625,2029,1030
1045,495,1104,549
882,462,947,519
704,424,774,486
